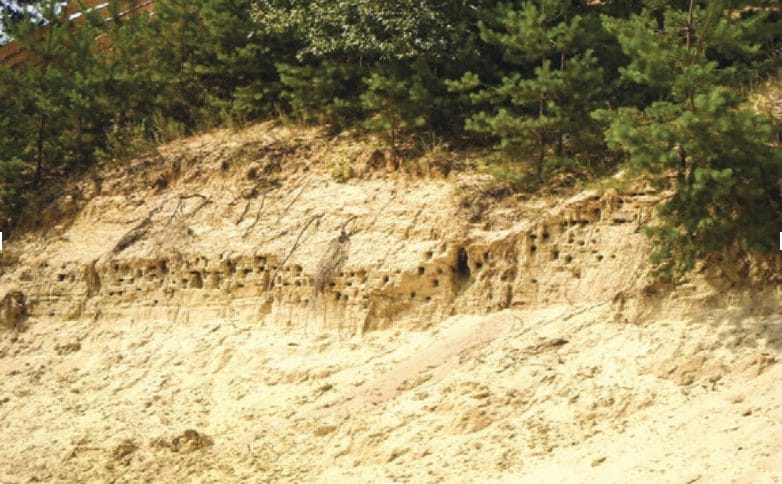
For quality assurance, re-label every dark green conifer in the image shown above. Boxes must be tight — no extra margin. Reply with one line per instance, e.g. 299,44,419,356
454,0,605,182
596,0,782,277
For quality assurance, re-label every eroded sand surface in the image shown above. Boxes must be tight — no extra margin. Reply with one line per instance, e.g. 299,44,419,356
0,123,780,482
1,303,779,482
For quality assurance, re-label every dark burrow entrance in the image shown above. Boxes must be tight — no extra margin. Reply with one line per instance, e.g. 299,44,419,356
454,247,472,292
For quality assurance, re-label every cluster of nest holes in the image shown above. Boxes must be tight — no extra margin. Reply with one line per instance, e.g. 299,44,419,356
98,255,301,294
550,247,573,264
329,288,370,308
408,264,447,301
560,219,592,231
88,250,473,306
308,269,385,308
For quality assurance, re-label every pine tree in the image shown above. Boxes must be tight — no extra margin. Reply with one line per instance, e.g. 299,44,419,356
196,0,294,121
596,0,782,278
97,0,158,131
2,0,107,181
0,65,29,218
138,0,292,128
454,0,605,182
139,0,206,129
275,60,362,129
0,0,117,224
360,62,432,153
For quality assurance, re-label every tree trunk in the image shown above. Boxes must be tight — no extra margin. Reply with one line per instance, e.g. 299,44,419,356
537,131,545,181
677,144,687,183
556,132,564,157
35,115,45,186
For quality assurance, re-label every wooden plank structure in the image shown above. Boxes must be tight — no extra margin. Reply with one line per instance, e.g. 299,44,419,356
0,0,156,70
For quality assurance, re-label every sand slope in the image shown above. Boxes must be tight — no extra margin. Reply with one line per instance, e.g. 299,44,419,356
1,302,779,482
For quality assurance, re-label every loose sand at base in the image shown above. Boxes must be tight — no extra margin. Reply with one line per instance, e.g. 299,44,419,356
1,303,779,482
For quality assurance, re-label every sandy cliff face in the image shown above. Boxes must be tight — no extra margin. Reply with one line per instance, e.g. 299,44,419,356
0,122,780,482
0,123,669,330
